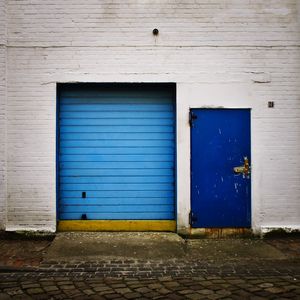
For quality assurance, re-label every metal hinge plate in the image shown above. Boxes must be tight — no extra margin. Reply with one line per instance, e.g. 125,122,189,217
189,211,197,225
189,111,197,127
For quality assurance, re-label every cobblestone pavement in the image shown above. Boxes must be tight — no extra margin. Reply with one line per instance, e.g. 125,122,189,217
0,240,51,268
0,236,299,299
0,273,299,299
0,258,299,299
265,239,300,258
22,258,300,278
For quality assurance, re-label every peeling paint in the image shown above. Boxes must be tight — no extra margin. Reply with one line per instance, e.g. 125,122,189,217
190,228,253,238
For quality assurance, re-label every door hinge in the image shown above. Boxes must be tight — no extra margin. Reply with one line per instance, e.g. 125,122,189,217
189,111,197,127
189,211,197,225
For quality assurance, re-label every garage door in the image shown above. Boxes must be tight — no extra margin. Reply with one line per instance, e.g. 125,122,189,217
58,84,175,230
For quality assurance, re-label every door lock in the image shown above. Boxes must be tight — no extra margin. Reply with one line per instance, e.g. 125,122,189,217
233,157,250,178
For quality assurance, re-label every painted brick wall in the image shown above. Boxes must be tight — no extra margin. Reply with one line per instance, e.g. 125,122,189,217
2,0,300,233
0,0,7,229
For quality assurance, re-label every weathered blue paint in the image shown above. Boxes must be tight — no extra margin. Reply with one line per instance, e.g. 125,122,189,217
59,84,175,220
191,109,251,228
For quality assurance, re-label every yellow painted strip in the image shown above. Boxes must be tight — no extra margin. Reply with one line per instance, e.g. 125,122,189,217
58,220,176,232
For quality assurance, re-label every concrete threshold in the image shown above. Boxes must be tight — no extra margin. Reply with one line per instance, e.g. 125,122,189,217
44,232,287,262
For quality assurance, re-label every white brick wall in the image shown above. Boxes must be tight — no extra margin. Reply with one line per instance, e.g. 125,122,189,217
2,0,300,233
0,0,7,230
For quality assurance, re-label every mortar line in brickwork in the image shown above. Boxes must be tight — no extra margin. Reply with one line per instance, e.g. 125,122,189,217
4,44,300,49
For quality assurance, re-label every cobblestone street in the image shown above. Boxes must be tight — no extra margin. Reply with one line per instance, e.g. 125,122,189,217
0,233,299,299
0,272,299,299
1,256,300,299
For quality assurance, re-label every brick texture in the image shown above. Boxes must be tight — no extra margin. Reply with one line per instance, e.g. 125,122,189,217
1,0,300,232
0,0,7,229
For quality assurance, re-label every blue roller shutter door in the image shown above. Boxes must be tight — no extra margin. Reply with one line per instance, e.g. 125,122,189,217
59,85,175,220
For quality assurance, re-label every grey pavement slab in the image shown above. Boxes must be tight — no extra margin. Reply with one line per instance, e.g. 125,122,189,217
45,232,187,261
186,238,287,260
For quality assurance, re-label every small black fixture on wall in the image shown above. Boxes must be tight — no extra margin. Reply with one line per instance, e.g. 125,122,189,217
268,101,274,108
153,28,159,35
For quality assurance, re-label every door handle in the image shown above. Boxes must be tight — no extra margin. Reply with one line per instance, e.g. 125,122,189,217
233,157,250,177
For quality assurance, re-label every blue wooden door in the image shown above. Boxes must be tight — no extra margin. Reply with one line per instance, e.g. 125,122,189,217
59,84,175,220
191,109,251,227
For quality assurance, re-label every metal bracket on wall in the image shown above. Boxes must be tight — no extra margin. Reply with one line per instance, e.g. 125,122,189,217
189,111,197,127
189,211,197,225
